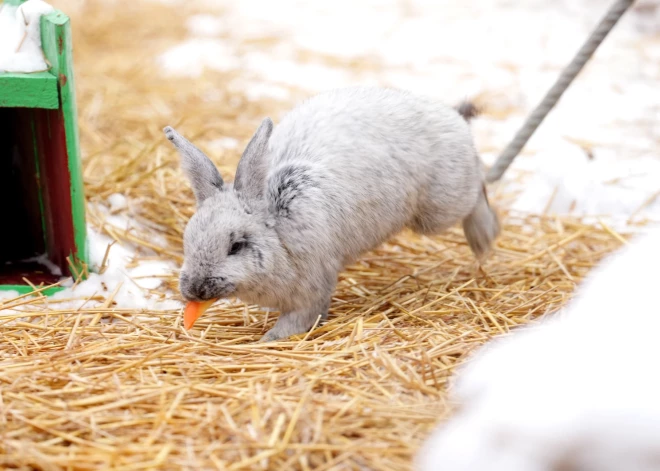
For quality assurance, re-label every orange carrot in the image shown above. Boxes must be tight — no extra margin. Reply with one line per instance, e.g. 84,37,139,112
183,299,216,330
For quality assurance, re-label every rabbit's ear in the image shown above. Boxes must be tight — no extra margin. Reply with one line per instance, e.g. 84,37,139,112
164,126,224,206
234,118,273,201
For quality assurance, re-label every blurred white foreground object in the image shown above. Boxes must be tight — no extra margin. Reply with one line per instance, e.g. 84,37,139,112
417,226,660,471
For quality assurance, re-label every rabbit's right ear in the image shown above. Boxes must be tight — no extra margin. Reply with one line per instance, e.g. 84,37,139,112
234,118,273,202
164,126,224,206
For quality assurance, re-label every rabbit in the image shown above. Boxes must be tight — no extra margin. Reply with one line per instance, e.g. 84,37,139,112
416,226,660,471
164,87,500,342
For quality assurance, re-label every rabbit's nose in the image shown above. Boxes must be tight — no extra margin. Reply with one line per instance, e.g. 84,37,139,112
196,279,218,301
181,276,217,301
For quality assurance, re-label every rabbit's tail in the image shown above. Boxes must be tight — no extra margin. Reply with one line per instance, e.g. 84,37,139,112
463,184,500,259
454,100,480,122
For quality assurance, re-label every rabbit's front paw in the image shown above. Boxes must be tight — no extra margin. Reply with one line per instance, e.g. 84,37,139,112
258,307,326,343
258,328,291,343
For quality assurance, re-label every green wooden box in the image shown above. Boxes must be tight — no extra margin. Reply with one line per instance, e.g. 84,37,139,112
0,1,88,295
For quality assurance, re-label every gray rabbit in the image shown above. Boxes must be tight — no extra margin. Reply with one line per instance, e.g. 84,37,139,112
164,87,500,342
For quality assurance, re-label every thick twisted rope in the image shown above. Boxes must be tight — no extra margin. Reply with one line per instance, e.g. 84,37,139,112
486,0,636,183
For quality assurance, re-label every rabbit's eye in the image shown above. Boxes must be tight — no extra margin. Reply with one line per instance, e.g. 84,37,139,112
228,240,247,256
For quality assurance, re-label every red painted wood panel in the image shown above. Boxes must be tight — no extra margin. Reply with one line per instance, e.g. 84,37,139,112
0,262,61,285
0,108,75,285
34,108,77,277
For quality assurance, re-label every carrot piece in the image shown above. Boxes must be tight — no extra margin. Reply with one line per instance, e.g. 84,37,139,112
183,299,216,330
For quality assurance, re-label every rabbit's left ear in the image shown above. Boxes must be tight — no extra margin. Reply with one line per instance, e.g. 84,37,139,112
234,118,273,201
164,126,224,207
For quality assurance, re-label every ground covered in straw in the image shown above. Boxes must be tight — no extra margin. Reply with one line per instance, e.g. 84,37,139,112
0,1,635,470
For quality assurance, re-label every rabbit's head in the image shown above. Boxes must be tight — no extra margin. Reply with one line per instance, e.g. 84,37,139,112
165,118,286,303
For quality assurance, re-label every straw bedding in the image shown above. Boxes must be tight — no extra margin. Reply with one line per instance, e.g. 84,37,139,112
0,1,630,470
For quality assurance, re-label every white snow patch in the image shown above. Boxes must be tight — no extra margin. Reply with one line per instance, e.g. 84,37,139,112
129,260,174,290
90,202,137,233
4,253,62,277
48,227,180,311
186,14,224,37
0,289,21,301
92,202,171,249
509,144,660,223
32,253,62,277
158,38,239,77
107,193,128,212
207,137,239,151
0,0,54,73
237,81,291,102
86,224,131,271
241,53,359,92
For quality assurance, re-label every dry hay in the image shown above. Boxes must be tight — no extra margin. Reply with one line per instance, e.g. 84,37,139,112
0,1,631,470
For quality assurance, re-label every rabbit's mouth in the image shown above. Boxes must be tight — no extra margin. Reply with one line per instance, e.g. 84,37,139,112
180,275,236,301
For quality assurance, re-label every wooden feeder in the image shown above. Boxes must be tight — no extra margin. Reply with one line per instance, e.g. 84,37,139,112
0,0,87,295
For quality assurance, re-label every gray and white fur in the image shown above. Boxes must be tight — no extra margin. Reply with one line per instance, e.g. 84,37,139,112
164,87,500,342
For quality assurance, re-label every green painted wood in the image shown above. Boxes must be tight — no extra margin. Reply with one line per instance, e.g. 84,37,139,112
0,72,59,109
0,284,64,296
40,11,89,276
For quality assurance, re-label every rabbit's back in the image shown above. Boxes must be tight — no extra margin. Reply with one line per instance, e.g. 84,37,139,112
269,87,475,172
266,87,482,264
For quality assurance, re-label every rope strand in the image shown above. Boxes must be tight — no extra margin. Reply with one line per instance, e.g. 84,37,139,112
486,0,635,183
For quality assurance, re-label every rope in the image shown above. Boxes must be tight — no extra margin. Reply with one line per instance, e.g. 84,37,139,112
486,0,636,183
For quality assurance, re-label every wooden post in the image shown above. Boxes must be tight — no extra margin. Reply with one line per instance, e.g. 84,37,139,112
40,11,88,277
0,8,88,294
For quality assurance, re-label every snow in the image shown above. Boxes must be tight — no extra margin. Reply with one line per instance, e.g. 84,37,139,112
48,198,181,311
185,14,224,37
238,82,292,102
107,193,128,212
158,38,239,77
510,145,660,224
207,136,239,152
0,0,54,74
90,200,170,248
48,225,181,311
158,0,660,224
29,253,62,276
4,253,62,277
417,225,660,471
0,289,20,301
